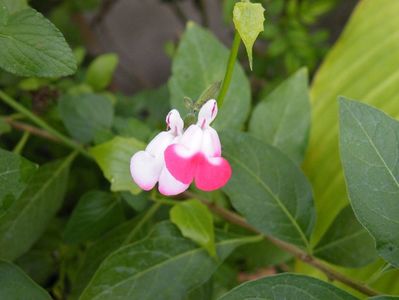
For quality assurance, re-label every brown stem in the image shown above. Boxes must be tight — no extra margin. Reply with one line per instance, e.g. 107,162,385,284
183,191,380,297
5,119,60,142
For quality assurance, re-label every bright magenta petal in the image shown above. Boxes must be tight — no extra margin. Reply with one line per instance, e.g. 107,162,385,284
195,156,232,191
164,144,196,184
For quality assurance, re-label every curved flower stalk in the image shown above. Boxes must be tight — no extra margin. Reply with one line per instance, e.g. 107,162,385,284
165,99,232,191
130,109,189,196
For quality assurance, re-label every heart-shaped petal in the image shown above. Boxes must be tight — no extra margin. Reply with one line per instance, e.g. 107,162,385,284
195,156,232,191
164,144,196,184
130,151,163,190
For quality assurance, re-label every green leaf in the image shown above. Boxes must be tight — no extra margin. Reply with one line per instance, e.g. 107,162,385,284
0,0,27,14
63,190,125,244
221,131,315,249
339,98,399,267
0,1,7,25
249,68,310,163
314,205,378,268
303,0,399,244
0,155,72,260
58,94,114,144
89,136,145,195
80,222,260,300
369,297,399,300
112,116,152,142
0,8,76,77
0,260,51,300
170,199,216,257
85,53,118,91
0,118,11,134
232,0,265,70
169,22,250,130
0,148,37,216
218,273,357,300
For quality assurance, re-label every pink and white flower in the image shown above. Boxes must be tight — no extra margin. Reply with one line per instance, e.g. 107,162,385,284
164,99,232,191
130,109,189,196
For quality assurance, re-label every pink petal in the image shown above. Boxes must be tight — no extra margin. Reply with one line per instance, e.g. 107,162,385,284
158,167,189,196
164,144,196,184
195,155,232,191
130,151,163,191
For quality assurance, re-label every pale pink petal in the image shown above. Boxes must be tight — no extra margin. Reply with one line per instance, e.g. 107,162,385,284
166,109,184,135
146,132,174,157
158,167,189,196
195,155,232,191
179,125,203,154
201,127,221,157
130,151,163,190
197,99,217,128
164,144,196,184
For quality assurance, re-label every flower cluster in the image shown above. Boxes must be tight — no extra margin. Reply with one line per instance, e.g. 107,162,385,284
130,99,232,196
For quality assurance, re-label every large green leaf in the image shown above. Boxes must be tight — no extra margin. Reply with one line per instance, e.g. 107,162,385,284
80,222,260,300
339,98,399,267
221,131,315,249
0,155,72,260
303,0,399,243
0,0,27,14
89,136,145,195
218,273,357,300
169,22,250,130
170,199,216,257
0,260,51,300
249,68,310,163
63,190,125,244
0,148,37,216
0,7,76,77
314,205,378,268
59,94,114,144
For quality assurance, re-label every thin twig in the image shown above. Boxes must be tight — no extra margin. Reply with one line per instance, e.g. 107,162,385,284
5,119,60,142
183,191,380,297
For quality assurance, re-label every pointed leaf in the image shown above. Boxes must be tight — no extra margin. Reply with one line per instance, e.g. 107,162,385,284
86,53,119,91
89,136,145,195
80,222,260,300
221,131,315,248
170,199,216,257
314,205,378,268
233,0,265,70
249,68,310,163
0,260,51,299
169,22,250,130
0,8,76,77
0,155,72,260
218,273,357,300
339,98,399,267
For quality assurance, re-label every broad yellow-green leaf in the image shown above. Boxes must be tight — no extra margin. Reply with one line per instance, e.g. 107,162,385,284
233,0,265,70
303,0,399,244
89,136,145,195
170,199,216,257
85,53,119,91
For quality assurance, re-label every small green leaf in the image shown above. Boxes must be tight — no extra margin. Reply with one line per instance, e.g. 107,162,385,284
221,131,315,249
58,93,114,143
249,68,310,163
85,53,119,91
0,148,37,216
0,155,72,260
314,205,378,268
63,190,125,244
169,22,250,130
339,98,399,267
0,260,51,300
170,199,216,257
89,136,145,195
80,221,260,300
112,116,152,142
0,118,11,134
233,0,265,70
218,273,357,300
0,8,77,77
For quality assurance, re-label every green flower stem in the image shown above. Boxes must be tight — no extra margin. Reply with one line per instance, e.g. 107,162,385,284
13,131,30,154
0,89,91,159
217,32,241,108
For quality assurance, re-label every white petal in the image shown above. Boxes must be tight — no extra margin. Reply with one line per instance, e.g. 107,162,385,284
197,99,217,128
130,151,163,191
179,124,203,155
146,131,174,158
158,167,189,196
201,127,221,157
166,109,184,136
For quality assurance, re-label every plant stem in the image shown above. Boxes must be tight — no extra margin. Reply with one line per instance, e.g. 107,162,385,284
0,90,91,159
6,119,60,142
184,191,380,297
217,32,241,108
123,202,162,245
13,131,30,154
